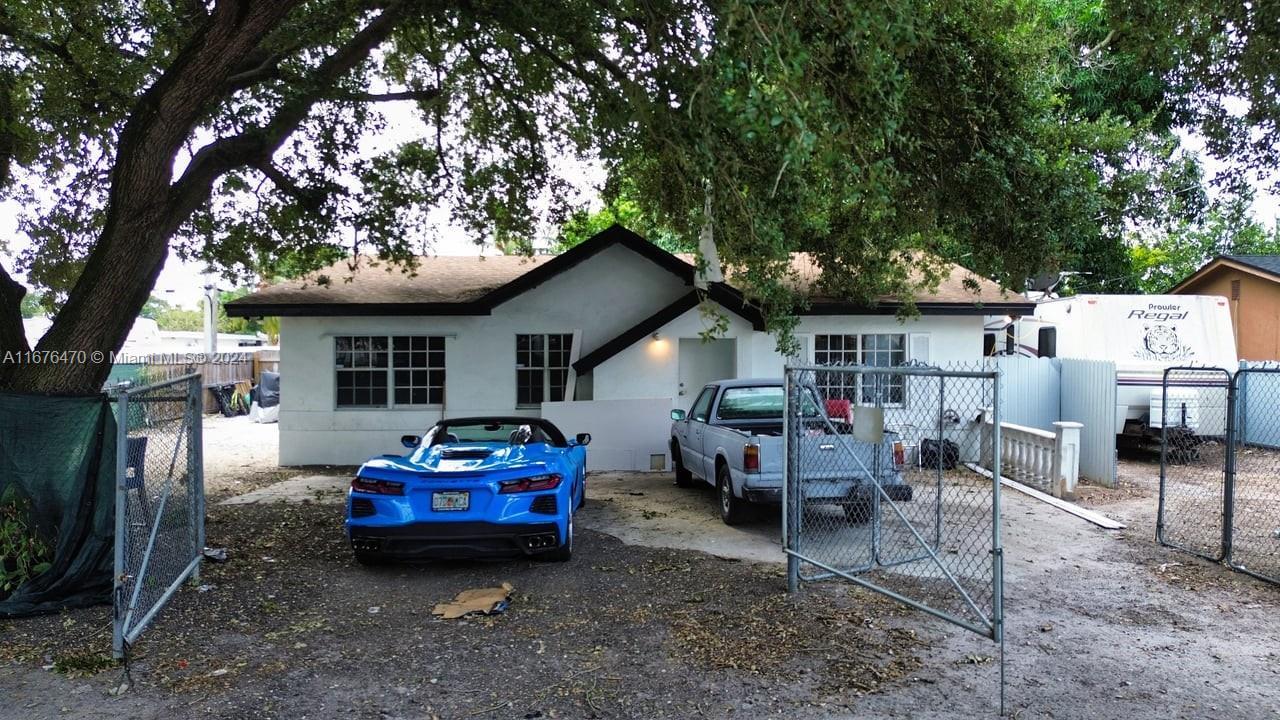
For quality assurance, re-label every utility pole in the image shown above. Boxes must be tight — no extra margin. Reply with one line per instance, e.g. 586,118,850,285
203,282,218,354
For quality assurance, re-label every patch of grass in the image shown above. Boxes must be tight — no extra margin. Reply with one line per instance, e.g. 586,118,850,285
53,650,118,677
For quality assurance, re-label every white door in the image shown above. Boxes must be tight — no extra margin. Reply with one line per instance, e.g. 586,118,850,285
678,338,736,401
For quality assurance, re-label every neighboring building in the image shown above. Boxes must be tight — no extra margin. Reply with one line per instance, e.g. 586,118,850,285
1170,255,1280,361
226,225,1032,468
23,316,265,356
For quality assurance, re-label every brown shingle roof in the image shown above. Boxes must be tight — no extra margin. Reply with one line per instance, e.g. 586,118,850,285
231,255,546,306
676,251,1012,305
226,226,1027,316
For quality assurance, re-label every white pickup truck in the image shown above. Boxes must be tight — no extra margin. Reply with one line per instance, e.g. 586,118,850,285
669,378,911,525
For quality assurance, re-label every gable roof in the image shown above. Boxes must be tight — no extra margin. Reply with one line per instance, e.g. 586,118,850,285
1170,255,1280,294
225,224,1031,318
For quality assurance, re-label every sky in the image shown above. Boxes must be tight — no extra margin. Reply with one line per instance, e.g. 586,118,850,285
0,103,1275,310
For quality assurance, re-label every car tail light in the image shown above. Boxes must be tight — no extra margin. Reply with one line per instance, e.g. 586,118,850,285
351,477,404,495
892,441,906,469
744,444,760,472
499,474,562,493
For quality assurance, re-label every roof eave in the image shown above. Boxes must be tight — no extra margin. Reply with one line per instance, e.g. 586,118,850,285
799,300,1034,316
223,301,491,318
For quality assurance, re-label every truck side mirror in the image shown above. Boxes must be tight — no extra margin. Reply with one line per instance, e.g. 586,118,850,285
671,409,686,421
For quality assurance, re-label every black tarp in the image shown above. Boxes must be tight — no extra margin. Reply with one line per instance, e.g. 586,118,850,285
258,371,279,409
0,392,116,616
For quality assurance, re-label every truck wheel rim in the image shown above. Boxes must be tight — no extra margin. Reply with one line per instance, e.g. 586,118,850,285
721,479,731,513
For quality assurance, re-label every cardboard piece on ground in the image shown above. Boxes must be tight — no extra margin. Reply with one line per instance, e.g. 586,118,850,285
432,582,514,619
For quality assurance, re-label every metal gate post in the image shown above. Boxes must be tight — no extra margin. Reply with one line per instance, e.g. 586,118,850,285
1222,373,1238,562
112,390,129,660
991,369,1003,644
784,369,798,593
188,376,205,583
1156,370,1169,543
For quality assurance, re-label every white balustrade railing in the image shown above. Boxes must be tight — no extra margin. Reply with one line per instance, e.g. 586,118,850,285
981,409,1081,499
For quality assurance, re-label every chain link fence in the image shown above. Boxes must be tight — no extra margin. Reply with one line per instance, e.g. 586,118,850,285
1159,366,1280,585
112,374,205,658
1157,368,1232,562
783,363,1002,641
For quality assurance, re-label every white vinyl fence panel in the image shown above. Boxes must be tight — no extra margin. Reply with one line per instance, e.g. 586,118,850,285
994,356,1061,432
1060,358,1117,487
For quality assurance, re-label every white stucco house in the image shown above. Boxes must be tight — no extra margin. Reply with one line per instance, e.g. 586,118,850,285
226,225,1033,469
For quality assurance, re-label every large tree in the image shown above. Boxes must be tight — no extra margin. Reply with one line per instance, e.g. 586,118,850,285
0,0,1261,393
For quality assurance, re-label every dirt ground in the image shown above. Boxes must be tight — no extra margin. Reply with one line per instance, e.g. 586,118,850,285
2,421,1279,718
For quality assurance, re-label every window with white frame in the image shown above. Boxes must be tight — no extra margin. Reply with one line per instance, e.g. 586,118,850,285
516,333,573,406
814,333,908,405
335,335,445,408
814,334,860,402
859,333,906,404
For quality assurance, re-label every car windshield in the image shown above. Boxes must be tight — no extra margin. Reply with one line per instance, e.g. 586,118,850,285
437,421,551,445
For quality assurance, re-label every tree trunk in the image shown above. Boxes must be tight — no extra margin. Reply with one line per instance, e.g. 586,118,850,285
0,0,301,395
0,262,30,372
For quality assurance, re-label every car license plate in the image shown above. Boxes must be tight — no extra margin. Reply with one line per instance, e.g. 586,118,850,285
432,491,469,512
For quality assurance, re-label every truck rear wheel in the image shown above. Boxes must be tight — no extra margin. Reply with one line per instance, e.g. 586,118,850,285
717,464,751,525
672,440,694,488
843,497,873,524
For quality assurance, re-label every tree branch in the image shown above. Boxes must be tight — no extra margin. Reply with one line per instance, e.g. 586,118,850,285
170,2,410,222
327,88,443,103
1080,29,1116,62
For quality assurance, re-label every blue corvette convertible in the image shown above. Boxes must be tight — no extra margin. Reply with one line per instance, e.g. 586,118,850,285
346,417,589,564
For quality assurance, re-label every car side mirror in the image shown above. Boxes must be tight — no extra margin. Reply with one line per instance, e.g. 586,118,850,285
574,432,591,447
670,409,686,421
401,435,420,449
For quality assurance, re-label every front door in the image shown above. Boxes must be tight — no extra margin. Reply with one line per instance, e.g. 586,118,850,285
678,338,736,401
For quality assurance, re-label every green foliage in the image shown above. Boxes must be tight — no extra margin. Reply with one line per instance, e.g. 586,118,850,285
153,307,202,332
139,296,172,320
0,0,1273,361
18,289,42,318
1108,0,1280,184
0,487,52,596
1129,195,1280,293
556,181,690,253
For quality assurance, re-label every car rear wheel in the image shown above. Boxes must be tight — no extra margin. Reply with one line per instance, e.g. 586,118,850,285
717,464,751,526
546,514,573,562
672,441,694,487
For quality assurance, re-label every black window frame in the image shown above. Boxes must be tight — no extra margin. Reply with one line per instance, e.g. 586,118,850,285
516,333,574,408
335,335,446,409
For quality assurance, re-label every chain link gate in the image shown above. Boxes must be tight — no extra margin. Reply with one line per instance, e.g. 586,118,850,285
1159,366,1280,585
783,364,1003,645
113,374,205,658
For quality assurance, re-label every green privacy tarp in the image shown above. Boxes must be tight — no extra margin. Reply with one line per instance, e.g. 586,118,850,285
0,392,116,616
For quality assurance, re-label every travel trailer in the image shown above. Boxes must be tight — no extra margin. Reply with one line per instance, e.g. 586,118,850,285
985,294,1237,444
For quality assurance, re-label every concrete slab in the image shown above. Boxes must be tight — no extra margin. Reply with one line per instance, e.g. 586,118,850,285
578,471,784,564
219,474,348,505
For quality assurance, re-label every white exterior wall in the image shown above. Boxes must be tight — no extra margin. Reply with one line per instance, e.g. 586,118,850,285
277,244,687,465
275,241,987,467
